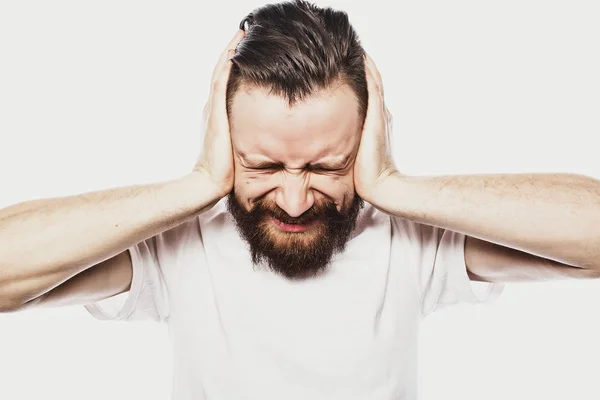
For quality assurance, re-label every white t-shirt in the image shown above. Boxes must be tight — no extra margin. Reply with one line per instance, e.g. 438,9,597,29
85,200,503,400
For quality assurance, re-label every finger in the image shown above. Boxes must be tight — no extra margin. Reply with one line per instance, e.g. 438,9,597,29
203,99,211,123
227,28,246,48
364,53,384,95
211,30,245,84
365,62,384,102
221,29,245,61
364,64,386,128
367,62,387,108
385,107,394,148
365,56,390,138
207,49,236,127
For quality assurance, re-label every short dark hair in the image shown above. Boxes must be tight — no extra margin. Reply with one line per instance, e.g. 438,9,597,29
226,0,367,121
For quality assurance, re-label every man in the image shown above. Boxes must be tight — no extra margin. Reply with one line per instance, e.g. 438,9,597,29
0,1,599,399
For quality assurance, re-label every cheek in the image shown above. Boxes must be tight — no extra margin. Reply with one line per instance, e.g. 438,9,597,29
234,171,356,204
310,174,355,204
234,170,278,199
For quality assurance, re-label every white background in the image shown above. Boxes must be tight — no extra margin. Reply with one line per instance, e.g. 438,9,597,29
1,0,599,399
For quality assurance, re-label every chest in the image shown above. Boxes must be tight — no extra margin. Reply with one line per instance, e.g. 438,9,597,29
164,212,423,398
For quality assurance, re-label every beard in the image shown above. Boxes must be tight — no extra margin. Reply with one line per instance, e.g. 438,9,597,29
226,191,364,280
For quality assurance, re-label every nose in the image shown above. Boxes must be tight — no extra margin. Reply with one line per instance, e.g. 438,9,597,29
275,173,314,218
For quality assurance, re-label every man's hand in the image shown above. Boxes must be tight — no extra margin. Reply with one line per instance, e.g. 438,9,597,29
353,54,399,205
351,55,600,277
0,29,249,310
193,29,245,199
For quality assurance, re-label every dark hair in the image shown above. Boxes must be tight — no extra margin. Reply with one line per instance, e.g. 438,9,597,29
226,0,367,121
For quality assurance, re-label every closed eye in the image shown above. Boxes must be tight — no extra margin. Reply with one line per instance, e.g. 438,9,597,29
245,162,347,173
306,166,342,173
247,162,284,171
306,161,349,173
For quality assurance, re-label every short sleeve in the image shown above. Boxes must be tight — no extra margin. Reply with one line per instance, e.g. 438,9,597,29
393,217,504,315
82,217,203,323
83,236,170,322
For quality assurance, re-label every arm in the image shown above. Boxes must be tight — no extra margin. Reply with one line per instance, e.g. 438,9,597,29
0,172,221,312
0,29,245,312
355,55,600,283
375,172,600,281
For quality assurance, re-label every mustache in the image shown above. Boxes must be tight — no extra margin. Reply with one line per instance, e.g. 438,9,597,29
249,196,348,225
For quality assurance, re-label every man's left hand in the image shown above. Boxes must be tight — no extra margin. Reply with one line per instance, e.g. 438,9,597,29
353,54,399,205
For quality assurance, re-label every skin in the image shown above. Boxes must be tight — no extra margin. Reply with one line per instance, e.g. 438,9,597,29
201,30,600,282
2,28,600,313
224,83,363,267
229,83,361,220
359,54,600,280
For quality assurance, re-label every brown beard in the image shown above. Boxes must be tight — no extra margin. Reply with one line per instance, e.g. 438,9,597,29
226,191,364,280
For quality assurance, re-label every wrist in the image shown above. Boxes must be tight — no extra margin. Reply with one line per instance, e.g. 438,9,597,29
171,172,230,214
369,173,450,225
360,169,404,213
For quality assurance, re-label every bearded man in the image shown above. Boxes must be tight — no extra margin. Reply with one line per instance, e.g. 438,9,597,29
1,1,600,399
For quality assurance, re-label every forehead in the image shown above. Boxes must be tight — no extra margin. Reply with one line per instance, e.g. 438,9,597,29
229,83,362,166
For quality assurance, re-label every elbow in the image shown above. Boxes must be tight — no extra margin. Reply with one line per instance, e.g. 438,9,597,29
0,294,44,313
584,260,600,278
0,304,23,314
0,289,41,313
0,275,29,313
0,296,26,313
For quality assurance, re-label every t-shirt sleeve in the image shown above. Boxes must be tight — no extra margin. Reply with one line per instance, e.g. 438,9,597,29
393,217,504,315
84,237,170,322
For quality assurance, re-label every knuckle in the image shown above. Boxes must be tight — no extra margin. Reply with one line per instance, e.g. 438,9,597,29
202,103,211,120
212,77,226,92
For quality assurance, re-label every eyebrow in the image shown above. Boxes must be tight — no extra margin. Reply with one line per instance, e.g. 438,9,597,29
241,156,350,171
308,158,350,170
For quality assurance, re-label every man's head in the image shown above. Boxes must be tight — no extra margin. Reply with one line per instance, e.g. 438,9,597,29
225,0,367,279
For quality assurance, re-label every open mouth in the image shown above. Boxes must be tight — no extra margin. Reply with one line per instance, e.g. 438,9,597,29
270,217,318,233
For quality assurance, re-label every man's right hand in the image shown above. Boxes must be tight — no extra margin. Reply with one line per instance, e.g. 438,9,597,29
193,29,246,200
0,30,247,313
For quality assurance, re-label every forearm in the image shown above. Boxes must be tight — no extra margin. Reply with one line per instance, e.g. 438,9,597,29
375,172,600,269
0,172,220,298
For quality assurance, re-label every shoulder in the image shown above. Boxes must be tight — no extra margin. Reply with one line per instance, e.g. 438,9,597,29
357,202,426,237
157,198,234,245
387,212,443,247
158,198,230,239
198,198,232,230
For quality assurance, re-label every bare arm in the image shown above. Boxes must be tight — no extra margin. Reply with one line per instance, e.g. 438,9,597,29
0,29,244,312
372,172,600,280
15,250,134,311
0,172,221,312
356,55,600,283
465,236,600,283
